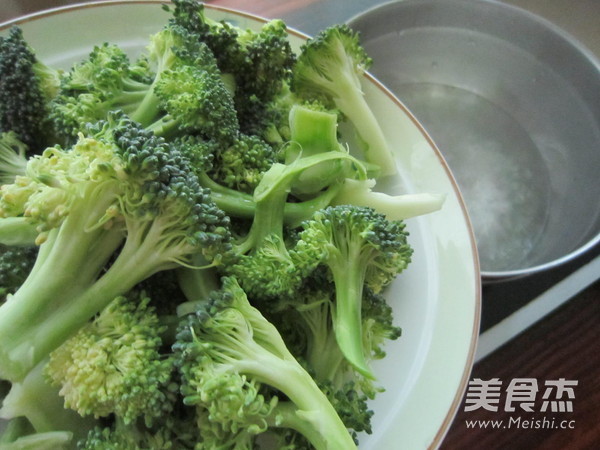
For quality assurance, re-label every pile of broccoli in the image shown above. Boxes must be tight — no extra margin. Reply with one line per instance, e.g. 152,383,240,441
0,1,444,448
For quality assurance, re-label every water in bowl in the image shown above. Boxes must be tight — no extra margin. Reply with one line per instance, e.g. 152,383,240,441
396,82,551,272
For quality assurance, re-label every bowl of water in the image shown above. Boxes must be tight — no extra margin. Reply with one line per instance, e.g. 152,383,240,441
348,0,600,281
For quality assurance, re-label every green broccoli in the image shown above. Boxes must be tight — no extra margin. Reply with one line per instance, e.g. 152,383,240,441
0,114,231,382
0,3,438,447
51,25,238,144
0,26,61,153
0,217,39,247
78,415,196,450
167,0,296,138
292,24,398,176
174,277,357,450
44,291,176,426
292,205,412,378
224,150,363,297
207,133,278,194
332,178,446,220
268,274,399,436
49,43,154,141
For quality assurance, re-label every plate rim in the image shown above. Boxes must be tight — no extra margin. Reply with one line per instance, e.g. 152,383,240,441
1,1,482,448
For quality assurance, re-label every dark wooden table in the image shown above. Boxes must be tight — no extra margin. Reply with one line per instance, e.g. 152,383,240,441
442,281,600,450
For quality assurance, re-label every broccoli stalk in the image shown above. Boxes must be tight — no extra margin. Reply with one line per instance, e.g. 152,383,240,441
285,102,352,197
0,359,97,446
332,178,446,220
175,277,357,450
196,169,342,227
292,24,398,176
294,205,412,378
226,150,364,297
0,190,126,380
0,244,37,304
0,218,39,247
0,417,73,450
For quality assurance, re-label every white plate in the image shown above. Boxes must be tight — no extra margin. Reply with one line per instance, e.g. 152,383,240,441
1,2,481,448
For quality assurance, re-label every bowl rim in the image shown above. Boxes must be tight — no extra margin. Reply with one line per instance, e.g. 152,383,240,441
1,1,482,447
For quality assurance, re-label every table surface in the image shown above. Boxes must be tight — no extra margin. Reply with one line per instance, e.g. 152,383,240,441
2,1,599,449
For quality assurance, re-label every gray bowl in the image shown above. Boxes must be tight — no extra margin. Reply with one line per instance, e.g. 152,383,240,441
348,0,600,281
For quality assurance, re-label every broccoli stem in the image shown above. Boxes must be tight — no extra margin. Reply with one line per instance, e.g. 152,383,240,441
110,89,150,114
236,348,356,450
176,253,220,307
328,245,374,379
0,359,95,441
0,217,38,246
0,215,124,381
197,171,342,226
334,84,397,177
239,151,361,253
303,311,346,382
0,213,197,381
236,182,287,255
130,36,177,128
288,104,339,156
332,178,445,220
0,417,35,445
144,115,181,138
129,88,162,128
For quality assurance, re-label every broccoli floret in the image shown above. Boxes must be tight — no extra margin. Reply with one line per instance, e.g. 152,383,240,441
51,26,238,144
230,19,296,135
207,133,277,194
292,24,398,176
78,415,196,450
292,205,412,378
174,277,357,450
245,80,295,146
165,0,239,70
50,43,154,141
0,27,60,153
0,114,231,381
0,131,28,185
45,291,176,426
148,34,238,142
0,217,38,248
167,0,296,138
